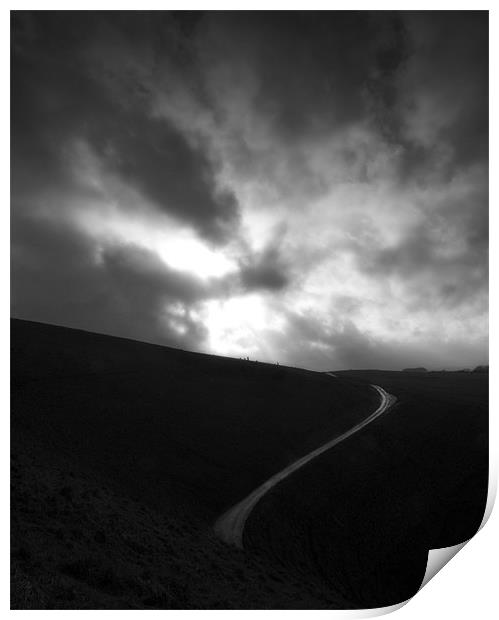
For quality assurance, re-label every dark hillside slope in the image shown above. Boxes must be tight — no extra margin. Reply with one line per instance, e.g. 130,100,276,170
11,319,377,520
11,438,350,609
246,369,488,608
11,319,379,609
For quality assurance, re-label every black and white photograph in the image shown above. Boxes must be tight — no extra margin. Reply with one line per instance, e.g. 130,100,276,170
10,9,490,611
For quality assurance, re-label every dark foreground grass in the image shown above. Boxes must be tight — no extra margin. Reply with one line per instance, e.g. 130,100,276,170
246,369,488,608
11,442,347,609
11,319,377,609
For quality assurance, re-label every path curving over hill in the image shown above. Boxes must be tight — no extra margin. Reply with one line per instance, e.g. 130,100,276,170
214,381,397,548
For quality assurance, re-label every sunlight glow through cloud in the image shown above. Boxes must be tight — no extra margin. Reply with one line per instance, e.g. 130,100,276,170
199,295,286,359
157,235,235,279
72,203,237,279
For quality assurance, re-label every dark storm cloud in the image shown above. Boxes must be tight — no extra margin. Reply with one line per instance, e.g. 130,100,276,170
197,12,408,144
238,234,290,292
179,11,414,199
11,11,240,243
191,11,487,190
91,114,238,243
216,12,376,141
376,12,488,182
239,250,289,292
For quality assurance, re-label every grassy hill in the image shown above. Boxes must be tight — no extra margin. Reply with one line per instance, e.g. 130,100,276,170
246,369,488,607
11,319,377,609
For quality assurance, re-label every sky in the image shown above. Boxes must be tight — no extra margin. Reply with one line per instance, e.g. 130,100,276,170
11,11,488,370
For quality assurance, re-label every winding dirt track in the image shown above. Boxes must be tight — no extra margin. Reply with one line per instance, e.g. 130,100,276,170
214,378,397,548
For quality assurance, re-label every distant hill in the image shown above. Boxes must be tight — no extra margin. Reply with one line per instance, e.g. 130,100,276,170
402,367,427,373
473,365,489,373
